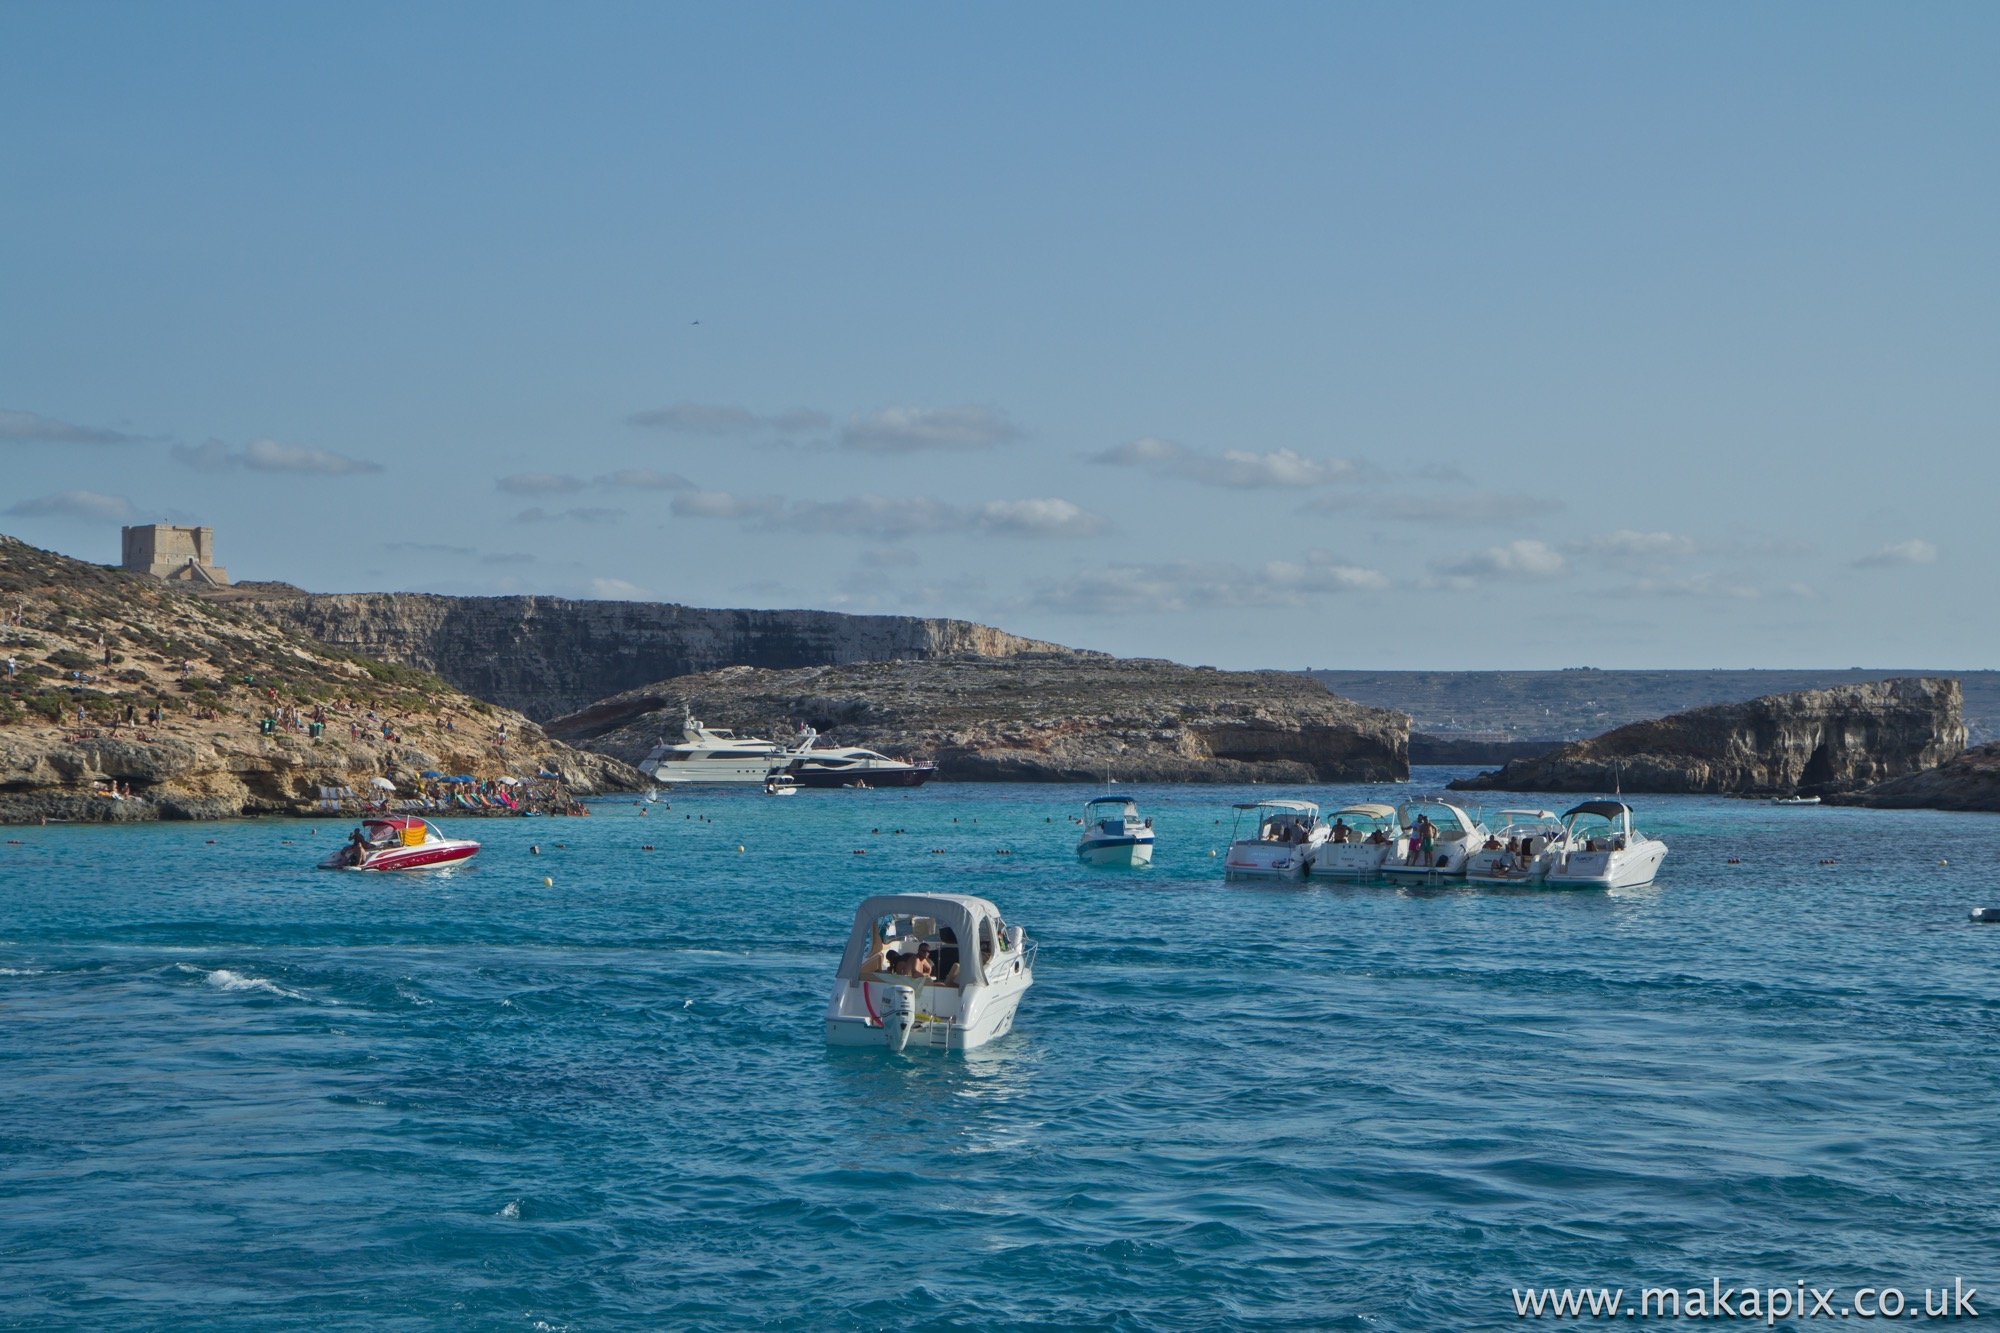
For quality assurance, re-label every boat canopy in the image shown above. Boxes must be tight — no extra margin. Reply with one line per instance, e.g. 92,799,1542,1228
835,893,1008,984
1493,808,1559,823
1085,796,1139,810
1330,803,1398,822
1564,801,1632,821
1232,799,1320,813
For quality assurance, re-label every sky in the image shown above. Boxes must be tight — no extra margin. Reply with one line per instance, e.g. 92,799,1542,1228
2,3,1996,669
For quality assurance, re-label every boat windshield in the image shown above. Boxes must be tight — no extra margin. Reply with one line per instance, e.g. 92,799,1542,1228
1325,805,1398,839
1398,802,1473,836
1563,813,1630,849
860,911,965,987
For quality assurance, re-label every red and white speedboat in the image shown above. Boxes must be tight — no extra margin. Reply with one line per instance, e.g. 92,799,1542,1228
318,817,481,871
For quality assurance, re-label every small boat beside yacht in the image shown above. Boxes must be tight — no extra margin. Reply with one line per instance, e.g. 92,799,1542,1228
825,894,1034,1052
1309,803,1404,879
317,817,480,871
1077,795,1155,866
1223,799,1326,880
1464,809,1568,884
1380,798,1489,881
1543,800,1669,888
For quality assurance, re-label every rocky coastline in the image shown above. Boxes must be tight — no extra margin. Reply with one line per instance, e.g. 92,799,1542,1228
1448,678,1964,797
1827,741,2000,811
548,655,1410,784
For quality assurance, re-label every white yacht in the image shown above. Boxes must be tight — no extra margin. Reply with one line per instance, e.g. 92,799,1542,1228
1223,799,1326,881
1544,801,1668,888
636,710,799,785
1309,803,1405,879
785,729,937,788
1380,798,1489,880
824,894,1034,1052
1464,809,1568,884
1076,795,1155,866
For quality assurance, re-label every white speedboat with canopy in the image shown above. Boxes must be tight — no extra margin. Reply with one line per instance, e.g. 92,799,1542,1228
825,894,1034,1052
1381,798,1489,880
1077,796,1155,866
1464,808,1567,884
1223,799,1325,880
1310,803,1405,878
1544,801,1668,888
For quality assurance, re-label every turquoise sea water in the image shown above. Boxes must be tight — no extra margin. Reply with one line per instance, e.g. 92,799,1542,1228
4,771,1998,1331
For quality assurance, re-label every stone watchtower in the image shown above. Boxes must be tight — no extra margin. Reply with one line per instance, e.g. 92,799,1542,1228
121,525,230,586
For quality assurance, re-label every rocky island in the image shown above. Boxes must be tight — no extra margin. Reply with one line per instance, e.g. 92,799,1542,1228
1828,741,2000,811
1448,678,1964,797
0,536,640,822
546,655,1410,783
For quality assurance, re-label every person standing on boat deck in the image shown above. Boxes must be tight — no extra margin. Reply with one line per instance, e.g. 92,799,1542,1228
1330,817,1351,844
1414,814,1437,866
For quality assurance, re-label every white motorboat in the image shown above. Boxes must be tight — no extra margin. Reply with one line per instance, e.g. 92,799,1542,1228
764,774,798,796
637,709,799,784
1771,795,1821,806
1380,798,1489,880
824,894,1034,1052
1543,800,1668,888
1223,799,1326,880
1309,803,1405,879
1077,795,1155,866
1464,808,1567,884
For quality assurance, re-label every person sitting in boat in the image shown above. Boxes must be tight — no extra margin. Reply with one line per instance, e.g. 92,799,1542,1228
1485,835,1504,851
1329,817,1351,844
1365,828,1386,845
911,944,937,979
342,827,370,867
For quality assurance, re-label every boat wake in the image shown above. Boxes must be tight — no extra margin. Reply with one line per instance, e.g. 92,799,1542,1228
170,961,331,1003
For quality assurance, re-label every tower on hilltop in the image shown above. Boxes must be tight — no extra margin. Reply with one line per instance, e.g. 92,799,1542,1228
121,525,230,586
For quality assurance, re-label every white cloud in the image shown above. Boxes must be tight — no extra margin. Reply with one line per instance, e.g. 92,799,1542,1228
673,490,1111,540
586,577,653,600
627,401,829,436
1439,539,1567,581
1092,437,1356,489
670,490,785,519
841,405,1019,453
970,497,1113,538
174,437,382,475
0,409,135,445
497,472,586,495
599,468,693,491
4,490,135,521
513,506,624,524
1029,551,1388,615
1566,530,1698,561
1852,539,1938,569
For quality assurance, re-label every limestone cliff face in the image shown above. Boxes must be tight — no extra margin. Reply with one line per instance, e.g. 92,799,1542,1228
1449,678,1963,797
548,655,1409,783
1828,741,2000,811
221,588,1090,721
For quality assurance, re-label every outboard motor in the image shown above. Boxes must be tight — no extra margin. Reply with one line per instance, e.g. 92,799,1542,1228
883,984,918,1051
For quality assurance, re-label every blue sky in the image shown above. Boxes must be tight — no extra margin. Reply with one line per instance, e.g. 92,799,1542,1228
3,3,1995,669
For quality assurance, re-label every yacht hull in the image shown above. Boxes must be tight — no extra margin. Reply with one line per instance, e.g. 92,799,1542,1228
790,763,935,789
1544,841,1667,889
825,977,1028,1051
1311,843,1393,878
1078,834,1154,866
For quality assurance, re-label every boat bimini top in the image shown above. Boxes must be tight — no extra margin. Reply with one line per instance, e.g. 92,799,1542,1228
835,893,1022,988
1085,796,1141,817
1326,803,1399,830
1396,798,1478,834
1231,799,1320,839
1563,800,1637,842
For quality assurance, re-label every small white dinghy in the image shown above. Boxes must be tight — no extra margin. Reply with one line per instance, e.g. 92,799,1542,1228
1077,795,1154,866
825,894,1035,1052
764,775,799,796
1771,795,1821,806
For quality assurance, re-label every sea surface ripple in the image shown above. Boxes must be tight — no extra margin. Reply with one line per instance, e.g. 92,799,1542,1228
3,771,1998,1330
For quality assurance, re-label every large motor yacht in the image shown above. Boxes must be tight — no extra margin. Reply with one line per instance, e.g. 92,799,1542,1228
637,710,800,785
1543,801,1668,888
1380,798,1490,880
784,729,937,788
825,893,1034,1052
1309,802,1405,879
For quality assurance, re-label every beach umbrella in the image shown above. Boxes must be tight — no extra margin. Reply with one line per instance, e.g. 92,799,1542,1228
420,770,443,779
368,777,397,791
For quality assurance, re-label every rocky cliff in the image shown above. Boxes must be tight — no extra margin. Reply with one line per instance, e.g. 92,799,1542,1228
0,536,640,821
216,586,1090,721
1827,741,2000,811
548,656,1409,783
1448,678,1963,797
